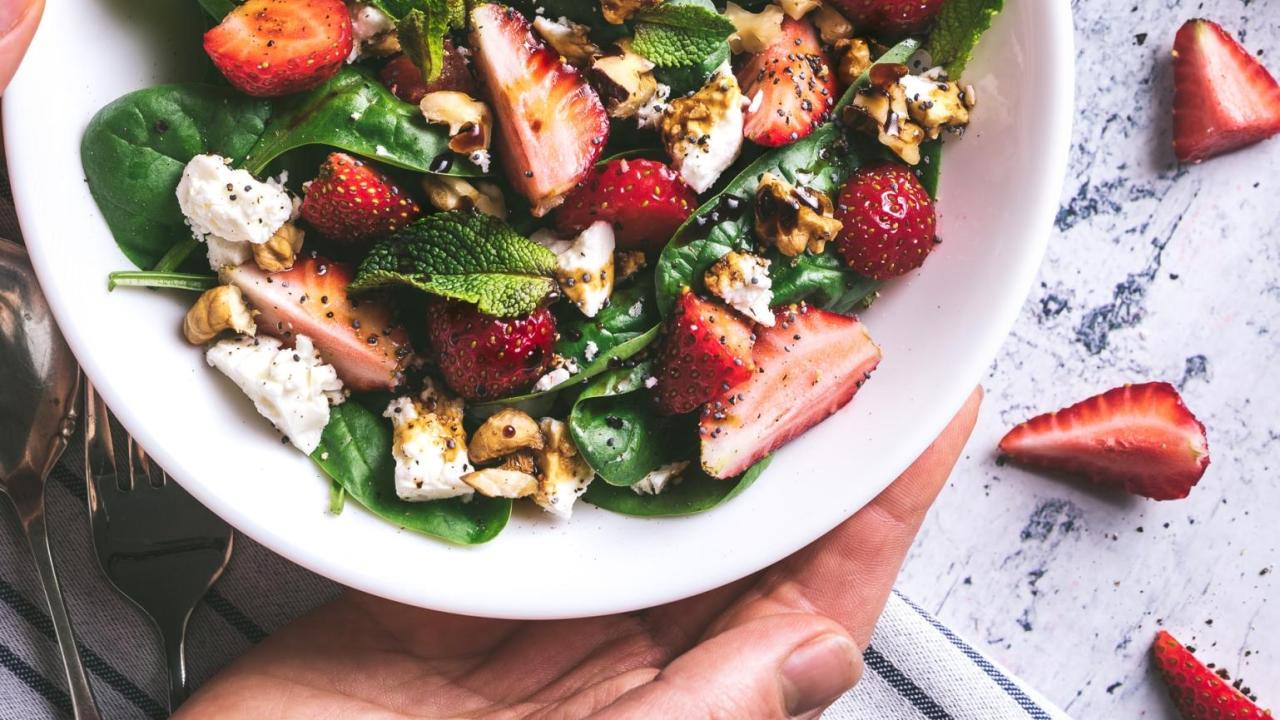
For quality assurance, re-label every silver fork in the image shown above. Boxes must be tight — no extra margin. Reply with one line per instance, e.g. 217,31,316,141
83,386,234,712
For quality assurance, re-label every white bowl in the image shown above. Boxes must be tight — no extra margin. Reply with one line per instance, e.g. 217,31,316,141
4,0,1073,619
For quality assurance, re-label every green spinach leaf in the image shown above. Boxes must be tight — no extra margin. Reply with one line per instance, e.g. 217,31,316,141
583,455,772,517
81,84,271,269
243,66,481,177
312,402,511,544
769,252,879,312
197,0,235,19
924,0,1003,76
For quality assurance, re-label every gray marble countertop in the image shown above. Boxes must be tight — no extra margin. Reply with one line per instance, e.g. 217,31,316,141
898,0,1279,716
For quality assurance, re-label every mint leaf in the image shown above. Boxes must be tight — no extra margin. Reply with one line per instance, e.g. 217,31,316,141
632,0,735,69
351,211,559,317
369,0,466,24
398,7,450,82
924,0,1003,76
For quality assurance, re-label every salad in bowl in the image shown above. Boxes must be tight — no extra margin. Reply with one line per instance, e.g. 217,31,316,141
81,0,1001,545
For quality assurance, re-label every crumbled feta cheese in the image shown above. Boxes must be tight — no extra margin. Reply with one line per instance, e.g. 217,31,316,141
898,74,972,135
632,461,689,495
177,154,295,271
644,376,658,389
533,418,594,519
206,334,345,454
532,221,615,317
658,64,745,193
704,251,775,326
383,380,474,502
583,341,599,362
635,83,671,130
533,367,572,392
468,150,492,174
347,3,396,63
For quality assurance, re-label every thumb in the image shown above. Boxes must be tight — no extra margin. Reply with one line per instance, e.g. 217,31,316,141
0,0,43,95
591,613,862,720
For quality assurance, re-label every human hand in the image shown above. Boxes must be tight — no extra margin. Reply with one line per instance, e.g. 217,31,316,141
0,0,42,94
177,388,981,720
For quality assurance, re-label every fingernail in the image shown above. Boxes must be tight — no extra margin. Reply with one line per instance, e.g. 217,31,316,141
779,633,861,717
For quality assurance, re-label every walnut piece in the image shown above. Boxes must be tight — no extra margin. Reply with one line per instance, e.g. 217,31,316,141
600,0,662,25
183,285,257,345
419,91,493,156
834,38,873,87
532,418,595,519
813,4,855,43
753,173,843,257
615,250,647,282
252,222,304,273
776,0,820,20
725,2,784,54
847,64,926,165
422,176,507,219
462,467,538,498
588,41,658,119
899,74,972,138
532,16,600,66
469,408,545,463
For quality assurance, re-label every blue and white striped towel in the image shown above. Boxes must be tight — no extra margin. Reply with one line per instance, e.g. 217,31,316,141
0,167,1067,719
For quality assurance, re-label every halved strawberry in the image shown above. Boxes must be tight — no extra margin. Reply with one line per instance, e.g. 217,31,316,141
204,0,353,98
553,158,698,253
426,300,556,400
998,382,1210,500
655,292,756,416
700,304,881,479
737,17,837,148
225,256,412,391
300,153,422,247
469,4,608,216
1173,19,1280,163
1152,630,1272,720
378,41,476,104
829,0,946,39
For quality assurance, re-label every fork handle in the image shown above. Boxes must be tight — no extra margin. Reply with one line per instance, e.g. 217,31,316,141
24,512,103,720
161,618,192,711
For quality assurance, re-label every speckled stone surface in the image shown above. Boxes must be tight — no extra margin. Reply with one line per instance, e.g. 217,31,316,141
896,1,1279,716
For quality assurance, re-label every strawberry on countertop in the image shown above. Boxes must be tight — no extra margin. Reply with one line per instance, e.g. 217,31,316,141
998,382,1210,501
469,4,609,216
300,152,422,247
1172,19,1280,163
829,0,946,39
654,292,756,416
737,17,837,148
225,256,413,392
204,0,353,98
700,304,881,479
426,300,557,401
1152,630,1272,720
553,158,698,254
834,163,938,280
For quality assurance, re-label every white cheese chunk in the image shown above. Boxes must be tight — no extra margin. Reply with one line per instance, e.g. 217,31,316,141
631,461,689,495
383,380,474,502
659,64,745,193
347,3,396,63
704,251,775,326
176,154,295,271
532,221,615,318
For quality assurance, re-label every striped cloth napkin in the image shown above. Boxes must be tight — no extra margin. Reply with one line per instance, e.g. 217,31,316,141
0,168,1068,719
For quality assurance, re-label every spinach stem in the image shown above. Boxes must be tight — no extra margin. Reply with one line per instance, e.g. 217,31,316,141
107,271,217,292
153,237,199,273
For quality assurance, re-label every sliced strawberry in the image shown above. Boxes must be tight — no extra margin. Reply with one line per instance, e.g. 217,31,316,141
300,152,422,247
426,300,556,400
737,17,837,148
203,0,352,98
1152,630,1272,720
700,304,881,479
1173,19,1280,163
469,4,608,216
378,41,476,104
553,158,698,253
225,256,412,392
828,0,946,39
998,382,1210,501
834,163,937,280
654,292,756,416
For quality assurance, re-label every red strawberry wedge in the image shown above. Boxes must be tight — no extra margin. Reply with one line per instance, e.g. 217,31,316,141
655,292,756,416
1173,19,1280,163
300,153,422,247
204,0,352,98
225,257,412,391
829,0,946,39
737,18,837,148
469,4,608,216
426,300,556,400
378,41,475,104
553,158,698,254
998,383,1210,501
1152,630,1272,720
700,305,881,479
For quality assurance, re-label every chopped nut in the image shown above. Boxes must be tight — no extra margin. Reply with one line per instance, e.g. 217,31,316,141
419,91,493,156
600,0,661,25
469,408,544,463
813,4,855,43
462,467,538,498
899,74,971,138
499,450,538,475
183,285,257,345
847,65,927,165
532,16,600,65
532,417,595,519
252,222,304,273
754,173,843,257
615,250,648,282
834,38,873,86
725,1,784,54
776,0,820,20
589,40,659,119
421,176,508,219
